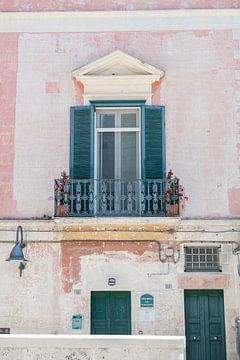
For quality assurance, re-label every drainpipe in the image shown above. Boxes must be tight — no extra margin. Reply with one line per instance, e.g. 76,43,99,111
236,317,240,359
233,246,240,360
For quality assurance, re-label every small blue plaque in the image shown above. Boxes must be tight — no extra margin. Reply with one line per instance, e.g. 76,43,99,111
72,315,82,330
140,294,154,307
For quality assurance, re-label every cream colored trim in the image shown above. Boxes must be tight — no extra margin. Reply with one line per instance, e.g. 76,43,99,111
83,94,153,105
72,50,164,105
72,50,164,76
0,10,240,33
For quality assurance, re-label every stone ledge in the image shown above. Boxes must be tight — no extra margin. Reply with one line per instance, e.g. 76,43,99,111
0,334,186,349
0,218,239,243
0,10,240,33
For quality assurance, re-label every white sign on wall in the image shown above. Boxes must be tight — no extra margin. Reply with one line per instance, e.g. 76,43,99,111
139,308,155,322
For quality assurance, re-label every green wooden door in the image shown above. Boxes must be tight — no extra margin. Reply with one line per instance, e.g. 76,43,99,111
185,290,226,360
91,291,131,335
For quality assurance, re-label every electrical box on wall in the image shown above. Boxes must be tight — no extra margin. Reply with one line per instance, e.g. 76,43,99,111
72,315,83,330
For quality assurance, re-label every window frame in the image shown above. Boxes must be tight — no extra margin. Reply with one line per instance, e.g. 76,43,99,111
90,100,146,180
94,107,141,181
184,246,222,272
70,100,166,181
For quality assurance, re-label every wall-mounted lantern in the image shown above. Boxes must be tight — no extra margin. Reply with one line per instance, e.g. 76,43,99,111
6,226,28,277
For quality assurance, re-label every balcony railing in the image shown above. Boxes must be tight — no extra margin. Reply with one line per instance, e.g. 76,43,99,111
54,179,180,217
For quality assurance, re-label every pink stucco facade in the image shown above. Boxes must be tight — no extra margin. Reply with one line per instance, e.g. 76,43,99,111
0,27,238,218
0,8,240,359
0,0,239,11
0,34,18,217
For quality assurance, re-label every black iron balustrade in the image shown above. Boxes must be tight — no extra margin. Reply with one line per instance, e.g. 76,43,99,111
54,178,180,217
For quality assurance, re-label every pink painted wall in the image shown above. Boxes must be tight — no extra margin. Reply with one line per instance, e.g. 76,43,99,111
0,29,239,218
0,34,18,217
0,0,239,11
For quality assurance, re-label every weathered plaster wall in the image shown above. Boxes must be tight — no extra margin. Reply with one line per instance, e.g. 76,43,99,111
0,34,18,217
9,29,239,218
0,0,238,11
0,218,239,358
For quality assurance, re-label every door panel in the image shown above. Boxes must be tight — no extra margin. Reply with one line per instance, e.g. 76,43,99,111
207,294,226,360
111,292,131,335
91,292,110,334
185,290,226,360
91,291,131,335
185,293,206,360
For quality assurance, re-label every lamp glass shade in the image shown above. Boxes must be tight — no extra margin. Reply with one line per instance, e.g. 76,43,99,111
6,243,27,262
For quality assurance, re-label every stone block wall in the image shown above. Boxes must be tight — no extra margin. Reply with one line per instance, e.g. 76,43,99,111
0,335,186,360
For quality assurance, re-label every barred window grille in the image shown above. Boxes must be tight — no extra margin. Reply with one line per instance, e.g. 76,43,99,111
184,246,221,272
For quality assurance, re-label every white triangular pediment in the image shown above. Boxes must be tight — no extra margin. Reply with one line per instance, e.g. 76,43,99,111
72,50,165,105
86,62,147,76
72,50,164,77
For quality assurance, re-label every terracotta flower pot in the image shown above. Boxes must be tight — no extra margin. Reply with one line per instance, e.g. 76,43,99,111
168,204,179,216
56,204,65,216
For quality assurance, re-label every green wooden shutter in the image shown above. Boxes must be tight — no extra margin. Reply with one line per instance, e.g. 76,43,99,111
70,106,92,179
144,106,165,179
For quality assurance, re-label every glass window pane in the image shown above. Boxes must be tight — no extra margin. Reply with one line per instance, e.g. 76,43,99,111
98,132,115,179
97,114,115,128
121,113,138,127
120,132,139,179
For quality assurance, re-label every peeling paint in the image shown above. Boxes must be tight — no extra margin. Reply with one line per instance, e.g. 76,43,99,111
193,30,210,37
0,33,18,217
60,224,175,242
178,274,230,289
61,231,173,242
45,82,60,94
73,79,84,105
60,241,159,293
228,188,240,216
151,80,161,105
61,224,175,233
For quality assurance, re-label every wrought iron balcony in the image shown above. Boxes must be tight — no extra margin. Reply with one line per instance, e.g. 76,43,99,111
54,178,180,217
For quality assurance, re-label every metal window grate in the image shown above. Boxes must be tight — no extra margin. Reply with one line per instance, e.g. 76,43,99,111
184,246,221,272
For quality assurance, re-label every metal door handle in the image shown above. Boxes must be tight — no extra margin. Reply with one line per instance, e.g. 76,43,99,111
214,336,217,340
193,336,197,340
